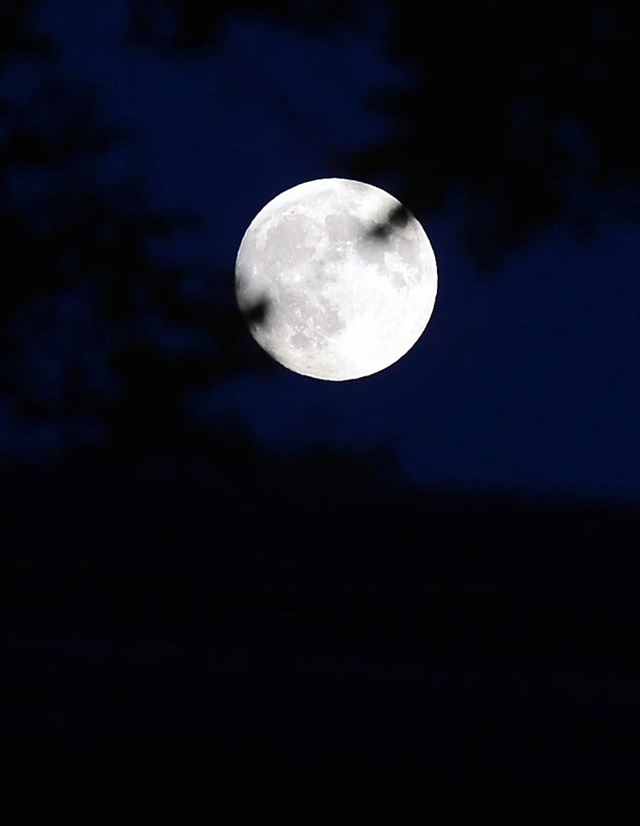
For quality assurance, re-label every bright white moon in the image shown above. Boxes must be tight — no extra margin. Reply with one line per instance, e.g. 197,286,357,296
235,178,437,381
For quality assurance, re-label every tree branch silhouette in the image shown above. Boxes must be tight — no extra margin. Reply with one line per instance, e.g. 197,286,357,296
132,0,640,268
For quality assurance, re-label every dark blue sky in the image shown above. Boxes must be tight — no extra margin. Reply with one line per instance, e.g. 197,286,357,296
34,0,640,503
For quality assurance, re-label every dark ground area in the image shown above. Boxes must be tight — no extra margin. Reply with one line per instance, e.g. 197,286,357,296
4,465,640,811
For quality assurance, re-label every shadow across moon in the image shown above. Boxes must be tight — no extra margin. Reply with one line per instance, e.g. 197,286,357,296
367,203,412,241
240,295,271,329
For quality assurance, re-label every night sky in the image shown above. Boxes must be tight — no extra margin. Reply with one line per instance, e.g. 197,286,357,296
6,0,638,501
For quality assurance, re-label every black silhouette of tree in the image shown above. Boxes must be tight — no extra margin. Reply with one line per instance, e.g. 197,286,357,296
0,41,234,468
0,1,402,495
128,0,353,50
133,0,640,267
0,0,288,462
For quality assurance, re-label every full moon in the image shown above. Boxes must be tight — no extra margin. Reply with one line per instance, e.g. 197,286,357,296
235,178,437,381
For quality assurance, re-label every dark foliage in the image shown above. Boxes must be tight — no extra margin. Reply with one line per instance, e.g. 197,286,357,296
358,1,640,266
136,0,640,267
0,0,399,487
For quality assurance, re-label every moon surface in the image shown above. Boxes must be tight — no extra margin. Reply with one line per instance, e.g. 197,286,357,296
235,178,437,381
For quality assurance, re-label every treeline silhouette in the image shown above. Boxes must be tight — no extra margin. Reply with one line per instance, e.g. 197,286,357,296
135,0,640,267
0,1,402,487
